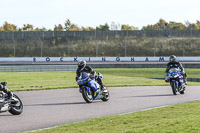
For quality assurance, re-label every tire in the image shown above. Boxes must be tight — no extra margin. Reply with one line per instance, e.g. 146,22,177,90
180,86,185,94
9,94,23,115
82,86,93,103
171,80,177,95
101,90,109,102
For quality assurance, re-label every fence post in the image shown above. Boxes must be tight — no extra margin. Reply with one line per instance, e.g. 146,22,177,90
38,36,43,57
12,32,16,57
66,37,70,57
124,40,127,57
95,38,98,57
153,38,156,57
12,37,16,57
94,30,96,38
182,38,185,56
93,30,98,57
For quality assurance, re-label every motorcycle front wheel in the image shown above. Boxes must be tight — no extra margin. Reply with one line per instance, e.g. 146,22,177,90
82,86,93,103
9,94,23,115
171,80,178,95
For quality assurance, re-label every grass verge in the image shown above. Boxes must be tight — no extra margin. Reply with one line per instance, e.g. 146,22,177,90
0,68,199,91
28,100,200,133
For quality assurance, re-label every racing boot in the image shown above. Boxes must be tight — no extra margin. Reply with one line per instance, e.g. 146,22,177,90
182,72,187,85
184,77,187,85
96,73,105,91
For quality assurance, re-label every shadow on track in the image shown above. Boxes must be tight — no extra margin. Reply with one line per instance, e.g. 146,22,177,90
118,94,173,98
0,114,13,116
24,102,86,107
133,94,174,97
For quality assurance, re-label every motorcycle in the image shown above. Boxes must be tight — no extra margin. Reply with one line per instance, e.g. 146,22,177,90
0,82,23,115
165,68,186,95
77,72,109,103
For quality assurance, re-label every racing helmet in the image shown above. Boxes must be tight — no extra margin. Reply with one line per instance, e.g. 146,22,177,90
169,55,176,62
78,60,86,69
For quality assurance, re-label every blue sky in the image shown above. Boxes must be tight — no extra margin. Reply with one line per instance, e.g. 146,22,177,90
1,0,200,30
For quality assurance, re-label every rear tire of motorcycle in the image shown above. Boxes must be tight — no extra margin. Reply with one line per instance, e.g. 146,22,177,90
9,94,23,115
101,91,109,102
180,85,185,94
171,81,177,95
82,87,93,103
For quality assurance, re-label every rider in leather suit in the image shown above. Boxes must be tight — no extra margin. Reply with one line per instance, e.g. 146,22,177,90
75,60,105,93
0,82,13,99
165,55,187,85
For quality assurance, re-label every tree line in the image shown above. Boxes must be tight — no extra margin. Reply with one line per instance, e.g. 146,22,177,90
0,18,200,32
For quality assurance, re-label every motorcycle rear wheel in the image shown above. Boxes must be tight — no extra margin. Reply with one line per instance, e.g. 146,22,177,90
9,94,23,115
101,90,109,102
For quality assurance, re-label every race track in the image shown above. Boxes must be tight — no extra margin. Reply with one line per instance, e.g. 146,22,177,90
0,86,200,133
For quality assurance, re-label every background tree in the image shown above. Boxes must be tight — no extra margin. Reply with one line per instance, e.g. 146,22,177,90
158,19,167,30
0,27,4,31
110,22,121,30
121,24,138,30
142,19,167,30
185,20,199,30
142,18,188,30
54,24,64,31
34,27,47,31
22,24,34,31
167,21,186,30
3,21,17,31
81,26,95,31
96,23,110,31
2,19,200,31
196,20,200,29
68,24,81,31
64,19,71,31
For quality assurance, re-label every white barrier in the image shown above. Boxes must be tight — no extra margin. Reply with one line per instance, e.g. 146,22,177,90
0,57,200,62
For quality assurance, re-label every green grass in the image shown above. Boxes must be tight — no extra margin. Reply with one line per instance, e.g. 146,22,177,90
0,68,199,91
28,100,200,133
0,72,77,91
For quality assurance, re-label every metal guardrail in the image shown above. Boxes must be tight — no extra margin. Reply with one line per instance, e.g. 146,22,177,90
0,65,77,72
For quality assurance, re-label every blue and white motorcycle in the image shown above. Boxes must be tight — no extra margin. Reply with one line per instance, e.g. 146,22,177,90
165,68,186,95
77,72,109,103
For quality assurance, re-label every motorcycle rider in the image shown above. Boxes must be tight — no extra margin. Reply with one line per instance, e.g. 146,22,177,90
165,55,187,85
0,82,13,99
75,60,105,93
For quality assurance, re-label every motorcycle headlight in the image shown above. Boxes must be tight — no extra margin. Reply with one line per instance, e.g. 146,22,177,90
174,74,179,78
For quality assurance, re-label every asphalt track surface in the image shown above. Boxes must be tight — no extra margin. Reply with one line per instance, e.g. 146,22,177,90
0,86,200,133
